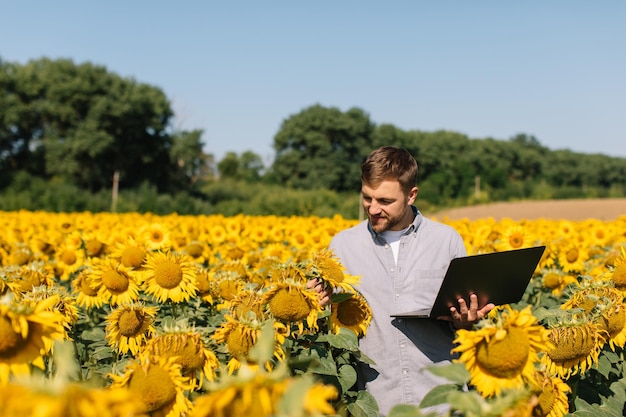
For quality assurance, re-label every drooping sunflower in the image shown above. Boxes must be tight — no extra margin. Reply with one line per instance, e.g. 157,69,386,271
527,369,571,417
311,249,360,292
88,258,141,306
541,315,607,379
261,280,323,335
561,284,626,351
108,353,193,417
142,327,220,388
212,315,285,374
230,288,268,320
20,285,79,338
452,305,552,397
0,295,65,384
329,292,372,337
105,302,158,355
8,261,54,294
143,251,198,303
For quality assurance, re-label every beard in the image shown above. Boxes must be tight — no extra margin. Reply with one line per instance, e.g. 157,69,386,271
368,212,403,233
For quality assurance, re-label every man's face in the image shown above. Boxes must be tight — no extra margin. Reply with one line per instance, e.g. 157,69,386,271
361,180,418,233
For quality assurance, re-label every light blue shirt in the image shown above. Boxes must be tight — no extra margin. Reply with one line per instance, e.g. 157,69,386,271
329,207,467,416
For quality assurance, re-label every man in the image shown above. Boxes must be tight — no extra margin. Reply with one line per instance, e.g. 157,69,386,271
324,146,493,416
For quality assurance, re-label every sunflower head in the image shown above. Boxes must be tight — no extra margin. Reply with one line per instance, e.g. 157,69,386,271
329,292,372,337
528,369,571,417
311,249,360,292
452,305,552,397
261,280,322,335
143,251,198,303
105,302,158,355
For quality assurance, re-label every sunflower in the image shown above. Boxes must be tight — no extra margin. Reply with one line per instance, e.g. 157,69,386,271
108,353,193,417
311,249,360,292
0,295,65,384
494,225,536,252
20,285,79,338
541,317,606,379
108,235,148,271
142,328,220,388
9,261,54,294
230,288,268,320
452,305,552,397
609,246,626,292
52,241,86,281
329,292,372,337
189,364,288,417
527,369,571,417
6,242,33,266
261,280,323,335
88,258,141,306
182,239,210,265
556,243,588,274
212,315,285,374
539,268,578,296
71,267,105,309
105,302,158,355
194,266,214,304
140,222,172,252
143,251,198,303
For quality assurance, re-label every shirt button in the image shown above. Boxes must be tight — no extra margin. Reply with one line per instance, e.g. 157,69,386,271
390,268,394,272
400,344,405,348
403,369,408,374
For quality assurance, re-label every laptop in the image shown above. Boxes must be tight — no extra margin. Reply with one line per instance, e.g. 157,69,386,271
391,245,545,319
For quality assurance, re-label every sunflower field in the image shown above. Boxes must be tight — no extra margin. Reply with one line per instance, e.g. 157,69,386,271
1,210,625,417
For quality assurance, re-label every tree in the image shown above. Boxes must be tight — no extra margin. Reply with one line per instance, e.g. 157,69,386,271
0,57,178,192
217,150,264,182
170,129,215,186
269,104,374,192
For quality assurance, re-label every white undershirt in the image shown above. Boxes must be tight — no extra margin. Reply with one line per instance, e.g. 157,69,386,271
380,228,408,264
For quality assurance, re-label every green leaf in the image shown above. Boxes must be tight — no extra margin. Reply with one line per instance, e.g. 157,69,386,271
387,404,426,417
346,390,380,417
326,328,359,351
419,384,458,408
423,362,470,384
337,364,357,393
80,327,106,341
90,346,114,361
331,292,354,303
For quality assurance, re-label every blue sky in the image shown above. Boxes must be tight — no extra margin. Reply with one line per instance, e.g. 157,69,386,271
2,1,625,163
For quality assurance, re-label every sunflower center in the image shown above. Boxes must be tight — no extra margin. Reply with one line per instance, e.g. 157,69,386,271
565,249,579,263
534,381,557,416
217,280,239,301
154,261,183,289
121,247,146,269
268,288,311,322
61,249,77,266
85,240,105,257
186,243,204,258
79,277,99,296
227,326,255,358
320,260,344,283
547,327,595,361
0,316,27,358
475,327,530,378
173,339,205,372
118,310,144,337
102,270,130,293
543,273,562,289
129,363,177,413
509,235,523,248
337,298,366,326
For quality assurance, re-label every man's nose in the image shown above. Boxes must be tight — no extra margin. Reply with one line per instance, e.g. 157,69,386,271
368,200,381,214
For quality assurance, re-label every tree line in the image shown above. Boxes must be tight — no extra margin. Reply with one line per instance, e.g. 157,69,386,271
1,57,625,217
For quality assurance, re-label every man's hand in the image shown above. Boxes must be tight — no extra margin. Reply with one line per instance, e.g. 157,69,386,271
440,293,494,330
307,278,333,307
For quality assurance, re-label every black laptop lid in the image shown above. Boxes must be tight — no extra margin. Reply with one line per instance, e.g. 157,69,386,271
392,245,546,318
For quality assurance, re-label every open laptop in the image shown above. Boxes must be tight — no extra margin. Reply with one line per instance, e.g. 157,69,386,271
391,245,546,319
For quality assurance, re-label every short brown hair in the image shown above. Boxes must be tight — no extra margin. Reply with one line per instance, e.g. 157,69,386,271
361,146,418,194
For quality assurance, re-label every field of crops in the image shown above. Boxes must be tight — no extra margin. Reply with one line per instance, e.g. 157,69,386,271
1,210,625,417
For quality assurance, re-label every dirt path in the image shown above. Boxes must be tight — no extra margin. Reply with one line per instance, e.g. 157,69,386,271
430,198,626,221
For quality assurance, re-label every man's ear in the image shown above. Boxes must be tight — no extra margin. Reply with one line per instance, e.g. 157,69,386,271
408,186,418,204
